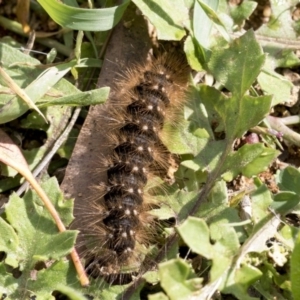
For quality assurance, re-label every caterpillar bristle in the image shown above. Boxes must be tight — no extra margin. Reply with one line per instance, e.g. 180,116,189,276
78,48,189,282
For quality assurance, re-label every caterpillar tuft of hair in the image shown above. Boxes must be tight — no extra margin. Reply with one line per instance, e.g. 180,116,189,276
82,48,190,280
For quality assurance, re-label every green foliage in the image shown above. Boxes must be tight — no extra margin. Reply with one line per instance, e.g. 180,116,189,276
1,0,300,299
0,177,82,299
38,0,130,31
132,0,189,40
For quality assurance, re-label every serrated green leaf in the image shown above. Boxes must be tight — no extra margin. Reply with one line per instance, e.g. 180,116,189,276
208,30,265,97
132,0,188,40
37,0,130,31
0,177,78,299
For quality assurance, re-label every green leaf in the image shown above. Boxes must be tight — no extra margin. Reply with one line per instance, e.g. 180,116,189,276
208,30,265,97
257,68,293,106
37,87,109,107
0,177,78,298
200,85,272,140
221,264,262,300
196,0,230,43
158,259,202,300
271,192,300,215
177,217,213,258
229,1,257,26
208,206,247,244
0,43,92,124
0,218,18,268
184,36,203,71
210,227,240,281
251,184,273,226
37,0,130,31
30,261,85,300
0,60,76,124
132,0,188,40
193,0,219,49
222,143,279,180
276,166,300,194
291,231,300,300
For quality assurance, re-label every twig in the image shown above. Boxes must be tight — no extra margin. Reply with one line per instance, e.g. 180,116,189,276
16,107,81,196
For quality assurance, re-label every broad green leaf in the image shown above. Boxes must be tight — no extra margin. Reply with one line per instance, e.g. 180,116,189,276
177,217,213,258
208,30,265,97
37,0,130,31
132,0,188,40
158,259,202,300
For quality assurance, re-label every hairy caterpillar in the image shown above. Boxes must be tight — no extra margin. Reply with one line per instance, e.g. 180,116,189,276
79,48,189,280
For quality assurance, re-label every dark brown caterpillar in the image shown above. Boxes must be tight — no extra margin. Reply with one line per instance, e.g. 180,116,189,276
83,50,189,278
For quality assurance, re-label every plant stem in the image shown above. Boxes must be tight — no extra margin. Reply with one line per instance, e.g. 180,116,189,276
267,115,300,147
0,16,71,57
